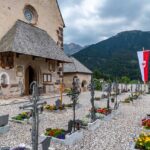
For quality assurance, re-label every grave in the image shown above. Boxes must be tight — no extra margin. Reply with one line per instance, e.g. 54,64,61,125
84,77,101,131
55,99,61,109
10,111,32,124
42,76,84,146
88,119,100,131
40,136,51,150
41,131,83,146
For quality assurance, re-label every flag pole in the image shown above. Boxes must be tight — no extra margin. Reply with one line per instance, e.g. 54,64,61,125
143,47,146,93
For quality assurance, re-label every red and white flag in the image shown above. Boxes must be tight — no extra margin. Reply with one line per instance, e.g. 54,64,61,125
137,50,150,82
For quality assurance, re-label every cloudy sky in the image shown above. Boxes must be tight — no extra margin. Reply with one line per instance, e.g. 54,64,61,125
58,0,150,46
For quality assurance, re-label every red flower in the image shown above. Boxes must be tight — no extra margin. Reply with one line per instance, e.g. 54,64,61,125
49,131,55,136
142,118,150,127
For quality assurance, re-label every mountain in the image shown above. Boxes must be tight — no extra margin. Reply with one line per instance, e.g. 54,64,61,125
64,43,83,55
73,30,150,80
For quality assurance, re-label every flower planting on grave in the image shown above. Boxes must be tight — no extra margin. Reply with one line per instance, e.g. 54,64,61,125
110,92,116,96
44,104,65,111
132,93,139,100
44,128,66,139
80,112,104,127
142,118,150,130
44,99,67,111
64,88,72,94
12,112,32,121
134,133,150,150
94,97,101,101
96,108,111,115
122,97,133,103
64,103,73,108
44,102,80,111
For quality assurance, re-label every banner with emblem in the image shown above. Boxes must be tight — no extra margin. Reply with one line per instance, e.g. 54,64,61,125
137,50,150,83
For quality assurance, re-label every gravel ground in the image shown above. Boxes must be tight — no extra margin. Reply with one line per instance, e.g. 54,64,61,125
0,91,149,150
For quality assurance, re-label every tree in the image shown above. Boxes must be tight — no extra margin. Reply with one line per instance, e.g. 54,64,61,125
93,79,102,90
93,69,101,79
120,76,130,84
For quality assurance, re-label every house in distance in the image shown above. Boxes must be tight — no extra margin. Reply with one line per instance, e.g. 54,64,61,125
63,57,92,92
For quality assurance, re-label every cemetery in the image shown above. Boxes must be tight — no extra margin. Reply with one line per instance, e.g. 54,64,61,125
0,78,150,150
0,1,150,150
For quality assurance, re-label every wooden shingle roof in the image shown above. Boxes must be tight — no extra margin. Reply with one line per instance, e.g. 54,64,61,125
0,20,71,62
64,57,92,74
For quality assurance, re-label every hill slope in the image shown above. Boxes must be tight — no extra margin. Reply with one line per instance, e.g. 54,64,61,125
73,30,150,79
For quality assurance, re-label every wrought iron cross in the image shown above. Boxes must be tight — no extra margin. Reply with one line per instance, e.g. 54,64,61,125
20,82,46,150
90,77,96,122
72,77,80,132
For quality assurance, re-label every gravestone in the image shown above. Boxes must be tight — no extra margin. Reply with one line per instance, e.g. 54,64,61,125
0,114,9,134
55,99,61,109
41,137,51,150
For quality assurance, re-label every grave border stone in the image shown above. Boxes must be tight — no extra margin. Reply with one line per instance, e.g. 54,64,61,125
0,114,10,134
41,130,83,146
88,119,100,131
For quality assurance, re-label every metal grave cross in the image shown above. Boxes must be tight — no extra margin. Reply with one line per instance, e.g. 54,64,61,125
20,81,46,150
71,77,80,132
89,77,96,122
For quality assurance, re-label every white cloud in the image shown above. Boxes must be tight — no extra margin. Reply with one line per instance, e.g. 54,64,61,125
58,0,150,45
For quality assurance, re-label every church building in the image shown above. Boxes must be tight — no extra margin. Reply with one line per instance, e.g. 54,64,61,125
0,0,70,98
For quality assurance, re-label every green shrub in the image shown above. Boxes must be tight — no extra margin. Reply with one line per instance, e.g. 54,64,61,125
93,79,102,91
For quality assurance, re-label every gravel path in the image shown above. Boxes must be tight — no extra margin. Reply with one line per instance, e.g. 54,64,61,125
0,92,149,150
